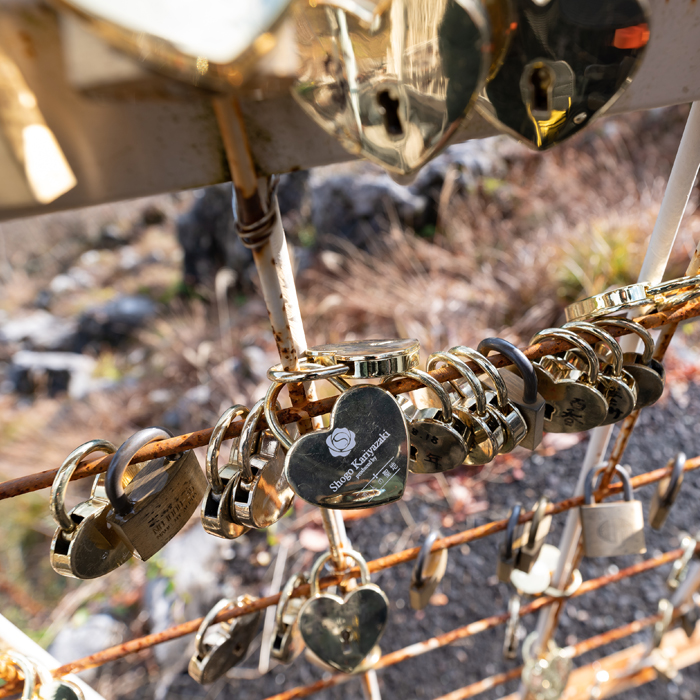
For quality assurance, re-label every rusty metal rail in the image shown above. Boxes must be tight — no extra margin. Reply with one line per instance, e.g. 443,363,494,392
1,296,699,502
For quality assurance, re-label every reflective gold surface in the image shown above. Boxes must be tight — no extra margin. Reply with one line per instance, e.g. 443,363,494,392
292,0,490,174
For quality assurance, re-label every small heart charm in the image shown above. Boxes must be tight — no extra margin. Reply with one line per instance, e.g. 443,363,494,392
292,0,491,175
285,385,409,509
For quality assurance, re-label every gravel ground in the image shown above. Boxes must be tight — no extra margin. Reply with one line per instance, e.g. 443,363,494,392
137,379,700,700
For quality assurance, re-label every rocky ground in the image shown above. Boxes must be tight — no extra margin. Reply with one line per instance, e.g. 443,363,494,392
1,105,700,700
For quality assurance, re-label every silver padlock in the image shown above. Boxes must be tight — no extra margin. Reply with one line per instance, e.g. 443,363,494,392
580,465,646,558
650,453,685,531
478,337,545,451
270,572,308,664
409,531,448,610
188,595,262,684
516,498,551,573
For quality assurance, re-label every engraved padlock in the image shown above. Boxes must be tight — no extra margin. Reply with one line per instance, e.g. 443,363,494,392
201,404,251,539
650,453,685,531
50,439,133,579
497,504,526,583
429,351,505,466
396,367,470,474
105,427,207,561
515,498,551,574
449,346,528,454
594,318,665,410
530,328,609,433
563,321,637,425
477,338,545,451
298,549,389,674
188,595,262,684
580,465,646,558
410,531,448,611
271,572,308,664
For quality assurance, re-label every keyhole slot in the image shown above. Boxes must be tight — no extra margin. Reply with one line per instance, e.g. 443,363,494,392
544,403,555,421
377,90,403,137
529,64,554,116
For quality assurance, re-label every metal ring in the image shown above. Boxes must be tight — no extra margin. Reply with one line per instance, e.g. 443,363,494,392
648,274,700,299
267,361,349,383
544,569,583,598
563,321,624,376
503,504,522,561
51,439,116,533
239,399,266,483
234,175,280,250
402,368,453,423
477,338,539,405
661,452,686,506
526,498,549,550
449,346,509,410
594,318,654,365
105,427,172,516
275,573,308,629
308,549,370,598
530,328,600,385
194,598,235,657
564,282,650,322
3,652,36,700
206,405,249,495
264,382,295,451
426,352,487,416
412,531,441,588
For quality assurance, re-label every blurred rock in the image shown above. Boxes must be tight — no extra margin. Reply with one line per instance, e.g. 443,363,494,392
240,346,277,383
10,351,97,398
0,310,77,350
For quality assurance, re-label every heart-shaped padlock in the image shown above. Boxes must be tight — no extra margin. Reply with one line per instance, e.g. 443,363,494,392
105,427,207,561
224,399,295,529
430,351,505,465
449,346,528,454
563,321,637,425
266,366,409,509
50,439,134,579
292,0,492,175
201,404,251,539
595,318,665,410
477,0,650,150
188,595,262,684
530,328,609,433
394,367,470,474
298,549,389,674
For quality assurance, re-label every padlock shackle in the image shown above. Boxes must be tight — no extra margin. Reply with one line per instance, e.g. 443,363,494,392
308,549,370,598
51,439,116,533
661,452,686,506
526,497,549,550
477,338,539,405
594,318,654,365
105,427,172,515
530,328,600,385
276,572,308,629
426,352,487,416
264,382,295,450
503,504,522,561
583,464,633,505
267,360,349,384
3,651,37,700
411,531,440,587
194,598,234,658
401,368,453,424
239,399,265,483
449,346,509,411
563,321,623,376
206,404,250,495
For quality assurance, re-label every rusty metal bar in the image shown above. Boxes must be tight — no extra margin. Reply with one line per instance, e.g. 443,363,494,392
2,297,700,502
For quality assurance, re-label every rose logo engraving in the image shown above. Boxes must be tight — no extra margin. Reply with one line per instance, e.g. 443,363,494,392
326,428,356,457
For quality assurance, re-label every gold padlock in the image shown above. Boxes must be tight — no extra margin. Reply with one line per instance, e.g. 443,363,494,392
515,497,551,574
580,465,646,558
105,427,207,561
409,531,448,610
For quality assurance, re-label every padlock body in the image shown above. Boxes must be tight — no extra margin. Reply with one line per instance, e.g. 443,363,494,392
108,450,207,561
201,466,249,539
500,372,545,450
410,548,448,610
623,353,665,409
271,620,304,664
51,497,133,579
515,515,551,573
581,500,646,557
405,407,470,474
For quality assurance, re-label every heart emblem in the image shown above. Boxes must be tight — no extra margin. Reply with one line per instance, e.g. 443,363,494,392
292,0,490,175
298,585,389,674
285,385,409,509
478,0,650,150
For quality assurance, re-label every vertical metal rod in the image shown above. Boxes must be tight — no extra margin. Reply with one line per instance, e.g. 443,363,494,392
525,103,700,690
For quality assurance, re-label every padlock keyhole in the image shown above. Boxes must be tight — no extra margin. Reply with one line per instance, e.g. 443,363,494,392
410,445,418,460
544,403,555,421
377,90,403,137
529,65,553,114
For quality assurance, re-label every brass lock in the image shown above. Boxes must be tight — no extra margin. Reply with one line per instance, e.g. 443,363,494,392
515,497,551,574
105,427,207,561
409,531,448,610
50,439,133,579
188,595,262,684
478,337,545,451
650,453,685,531
580,465,646,558
594,318,665,410
201,404,251,539
270,572,308,664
